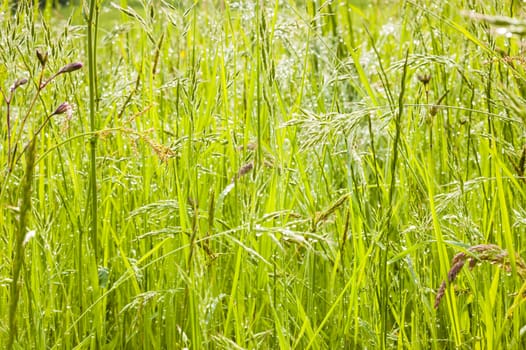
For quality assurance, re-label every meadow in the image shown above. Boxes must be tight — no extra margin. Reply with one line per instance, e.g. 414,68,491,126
1,0,526,348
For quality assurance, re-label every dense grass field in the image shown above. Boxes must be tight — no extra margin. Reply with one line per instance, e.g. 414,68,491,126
2,0,526,348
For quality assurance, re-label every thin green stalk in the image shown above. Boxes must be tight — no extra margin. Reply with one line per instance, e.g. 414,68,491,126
256,0,262,169
86,0,99,260
389,51,408,206
7,138,36,350
379,50,409,350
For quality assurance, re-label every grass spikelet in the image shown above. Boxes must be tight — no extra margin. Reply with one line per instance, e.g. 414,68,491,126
434,281,447,309
98,127,176,162
233,161,254,182
435,244,526,309
462,11,526,37
313,193,350,228
520,146,526,177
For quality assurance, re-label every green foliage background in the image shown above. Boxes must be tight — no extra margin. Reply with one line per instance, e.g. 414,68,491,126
1,0,526,348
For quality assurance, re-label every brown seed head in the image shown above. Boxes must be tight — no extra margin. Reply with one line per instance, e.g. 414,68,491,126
434,281,447,309
234,162,254,181
448,259,466,282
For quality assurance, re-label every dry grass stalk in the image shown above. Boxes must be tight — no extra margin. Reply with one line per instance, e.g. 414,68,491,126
434,244,526,309
99,127,176,162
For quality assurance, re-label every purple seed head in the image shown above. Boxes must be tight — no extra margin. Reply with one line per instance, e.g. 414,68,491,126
52,102,72,116
58,62,83,74
10,78,28,92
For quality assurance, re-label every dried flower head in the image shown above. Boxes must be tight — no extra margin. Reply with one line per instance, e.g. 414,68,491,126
57,62,83,74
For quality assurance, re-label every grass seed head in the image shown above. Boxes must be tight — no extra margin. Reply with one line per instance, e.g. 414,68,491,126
10,78,28,92
448,254,466,282
36,49,48,67
435,244,526,309
417,73,432,85
52,102,72,116
235,161,254,180
519,145,526,176
58,62,83,74
434,281,447,309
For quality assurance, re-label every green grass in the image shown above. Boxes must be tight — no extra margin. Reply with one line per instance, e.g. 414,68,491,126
2,0,526,348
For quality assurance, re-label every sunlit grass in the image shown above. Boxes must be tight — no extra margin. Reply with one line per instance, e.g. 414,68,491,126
1,0,526,348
